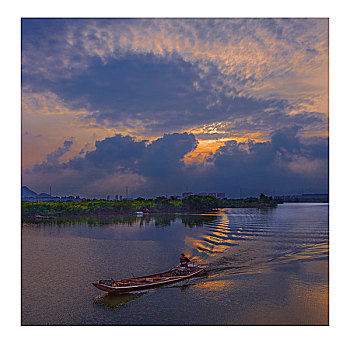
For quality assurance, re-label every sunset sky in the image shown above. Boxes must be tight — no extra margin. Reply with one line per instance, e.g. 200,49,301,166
21,18,329,198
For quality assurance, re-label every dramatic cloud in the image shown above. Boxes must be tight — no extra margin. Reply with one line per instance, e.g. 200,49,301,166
138,133,198,177
21,19,328,196
203,126,328,194
45,140,73,165
22,19,328,108
82,134,146,171
22,19,328,136
31,139,73,172
23,130,328,197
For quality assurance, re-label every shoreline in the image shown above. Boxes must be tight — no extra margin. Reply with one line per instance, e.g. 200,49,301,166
21,194,278,222
21,205,279,222
21,201,329,222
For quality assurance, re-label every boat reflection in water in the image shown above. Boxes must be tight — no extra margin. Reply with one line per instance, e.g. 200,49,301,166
93,291,146,309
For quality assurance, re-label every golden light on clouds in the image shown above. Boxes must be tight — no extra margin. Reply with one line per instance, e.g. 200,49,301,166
21,91,118,167
183,120,270,164
21,19,328,197
184,139,227,163
62,18,328,117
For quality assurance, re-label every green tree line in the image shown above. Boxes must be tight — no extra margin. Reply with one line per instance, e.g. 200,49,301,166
22,194,277,218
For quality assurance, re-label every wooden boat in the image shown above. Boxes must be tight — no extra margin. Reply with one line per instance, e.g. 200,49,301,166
92,263,208,293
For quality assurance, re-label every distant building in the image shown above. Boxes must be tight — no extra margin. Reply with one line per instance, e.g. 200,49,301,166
217,192,226,199
301,193,328,199
273,193,328,202
115,194,118,201
119,195,123,200
198,192,207,196
274,195,299,200
107,195,110,201
61,195,75,202
182,192,193,198
208,192,216,197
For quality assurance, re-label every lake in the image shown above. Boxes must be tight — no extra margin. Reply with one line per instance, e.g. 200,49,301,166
21,203,328,325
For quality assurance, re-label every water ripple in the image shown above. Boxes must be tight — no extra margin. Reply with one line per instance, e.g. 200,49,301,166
187,205,328,268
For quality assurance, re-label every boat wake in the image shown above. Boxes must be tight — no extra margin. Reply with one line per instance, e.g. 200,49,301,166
93,242,328,308
93,206,328,308
184,207,328,277
186,241,329,284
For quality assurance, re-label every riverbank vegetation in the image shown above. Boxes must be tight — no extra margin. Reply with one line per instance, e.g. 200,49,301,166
22,212,222,227
22,193,277,220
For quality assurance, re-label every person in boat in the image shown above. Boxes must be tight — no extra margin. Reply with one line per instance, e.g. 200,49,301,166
180,253,190,268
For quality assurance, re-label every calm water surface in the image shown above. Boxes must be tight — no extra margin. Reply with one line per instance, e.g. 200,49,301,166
22,203,328,325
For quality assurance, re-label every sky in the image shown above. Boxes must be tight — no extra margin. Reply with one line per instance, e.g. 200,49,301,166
21,18,329,198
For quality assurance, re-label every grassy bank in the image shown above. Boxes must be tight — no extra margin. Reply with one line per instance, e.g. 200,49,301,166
22,194,277,220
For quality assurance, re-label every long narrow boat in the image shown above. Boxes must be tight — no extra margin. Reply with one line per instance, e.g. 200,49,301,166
92,263,208,293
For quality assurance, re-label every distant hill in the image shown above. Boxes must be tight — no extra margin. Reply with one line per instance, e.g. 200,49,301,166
37,192,51,198
22,186,38,198
22,186,51,199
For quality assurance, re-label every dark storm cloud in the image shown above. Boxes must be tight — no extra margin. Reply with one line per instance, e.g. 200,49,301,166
24,129,328,197
199,126,328,195
21,19,328,197
138,133,198,178
54,55,208,116
22,51,298,135
299,136,329,160
270,126,303,157
57,134,148,186
47,140,73,163
21,18,328,137
24,133,198,195
20,18,296,133
22,54,212,125
31,140,73,173
211,125,325,167
83,134,146,170
61,132,197,176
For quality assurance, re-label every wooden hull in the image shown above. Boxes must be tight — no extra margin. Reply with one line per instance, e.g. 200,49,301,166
92,264,207,293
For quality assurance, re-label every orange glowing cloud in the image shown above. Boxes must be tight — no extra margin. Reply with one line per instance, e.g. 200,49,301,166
72,19,328,117
22,91,116,167
182,120,270,164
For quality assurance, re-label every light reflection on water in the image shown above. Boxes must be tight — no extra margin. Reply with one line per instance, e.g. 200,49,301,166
93,291,146,309
22,203,328,325
187,204,328,267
